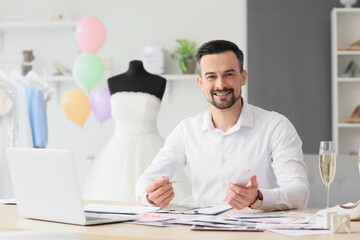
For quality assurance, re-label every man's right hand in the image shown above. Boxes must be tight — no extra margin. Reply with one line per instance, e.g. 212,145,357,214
145,176,175,206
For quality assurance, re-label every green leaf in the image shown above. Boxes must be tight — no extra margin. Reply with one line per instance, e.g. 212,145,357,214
171,39,197,60
179,58,187,72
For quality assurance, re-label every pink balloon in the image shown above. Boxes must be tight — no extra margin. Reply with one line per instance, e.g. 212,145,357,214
76,16,106,54
91,88,111,123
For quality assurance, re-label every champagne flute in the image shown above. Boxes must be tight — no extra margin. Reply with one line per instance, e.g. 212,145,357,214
319,141,336,208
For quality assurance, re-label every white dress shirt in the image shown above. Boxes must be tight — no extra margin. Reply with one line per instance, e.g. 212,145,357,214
136,100,310,210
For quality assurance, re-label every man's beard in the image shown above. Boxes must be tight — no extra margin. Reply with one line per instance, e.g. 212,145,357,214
208,88,241,109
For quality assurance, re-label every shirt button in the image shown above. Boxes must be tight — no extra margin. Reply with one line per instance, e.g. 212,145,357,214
223,183,227,189
222,158,226,163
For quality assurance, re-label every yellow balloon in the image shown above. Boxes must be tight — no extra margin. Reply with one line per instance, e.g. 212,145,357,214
61,89,90,128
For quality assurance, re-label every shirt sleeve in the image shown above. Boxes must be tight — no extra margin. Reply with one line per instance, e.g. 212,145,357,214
259,115,310,211
135,123,187,205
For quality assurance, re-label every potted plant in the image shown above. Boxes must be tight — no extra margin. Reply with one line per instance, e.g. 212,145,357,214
171,39,197,74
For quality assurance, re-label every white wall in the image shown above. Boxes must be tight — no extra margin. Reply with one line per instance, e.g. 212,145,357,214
0,0,247,185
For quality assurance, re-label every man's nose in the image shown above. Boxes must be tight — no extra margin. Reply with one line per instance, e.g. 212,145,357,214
215,76,227,89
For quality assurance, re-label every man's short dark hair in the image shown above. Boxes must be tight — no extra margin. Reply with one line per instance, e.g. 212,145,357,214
196,40,244,75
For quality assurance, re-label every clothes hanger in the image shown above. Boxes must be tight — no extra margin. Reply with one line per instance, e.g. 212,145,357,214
26,70,55,102
26,70,42,84
26,70,49,91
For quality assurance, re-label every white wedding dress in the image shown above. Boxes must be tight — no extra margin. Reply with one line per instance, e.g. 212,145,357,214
82,92,190,202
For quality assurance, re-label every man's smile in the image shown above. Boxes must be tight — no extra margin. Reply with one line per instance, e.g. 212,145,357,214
213,89,233,97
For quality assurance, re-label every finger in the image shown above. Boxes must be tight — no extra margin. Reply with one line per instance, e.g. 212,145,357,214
154,176,169,187
159,185,174,200
158,192,175,207
225,190,247,210
249,175,258,188
229,182,247,197
227,184,256,208
245,175,257,188
146,176,169,193
155,186,174,206
227,185,250,206
149,183,173,200
157,187,175,206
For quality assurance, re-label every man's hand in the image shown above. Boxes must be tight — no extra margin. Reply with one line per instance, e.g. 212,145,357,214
225,175,259,210
145,176,175,206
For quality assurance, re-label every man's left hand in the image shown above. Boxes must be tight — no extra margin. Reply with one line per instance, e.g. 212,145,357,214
225,175,259,210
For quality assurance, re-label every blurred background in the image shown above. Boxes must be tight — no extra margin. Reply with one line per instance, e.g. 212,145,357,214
1,0,359,207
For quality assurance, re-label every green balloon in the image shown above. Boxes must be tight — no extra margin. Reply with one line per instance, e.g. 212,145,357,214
74,54,104,92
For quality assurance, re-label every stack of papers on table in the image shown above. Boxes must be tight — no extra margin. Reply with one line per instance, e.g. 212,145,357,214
226,212,331,236
83,204,332,235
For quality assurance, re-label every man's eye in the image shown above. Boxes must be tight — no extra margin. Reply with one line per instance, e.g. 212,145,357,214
207,75,215,79
227,73,234,77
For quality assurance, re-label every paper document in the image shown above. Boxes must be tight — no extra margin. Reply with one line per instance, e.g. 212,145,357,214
227,212,330,236
84,203,160,215
156,204,231,215
197,204,232,215
234,169,255,187
228,211,306,219
191,225,264,232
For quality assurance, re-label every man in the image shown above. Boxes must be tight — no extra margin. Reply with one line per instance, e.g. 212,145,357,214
135,40,309,211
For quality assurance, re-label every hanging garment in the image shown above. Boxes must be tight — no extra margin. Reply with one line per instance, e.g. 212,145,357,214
26,83,48,148
82,92,164,202
0,83,15,198
82,92,191,202
0,87,13,117
13,83,33,148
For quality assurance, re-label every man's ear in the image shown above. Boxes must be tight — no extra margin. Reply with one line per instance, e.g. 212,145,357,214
241,69,247,86
197,75,204,91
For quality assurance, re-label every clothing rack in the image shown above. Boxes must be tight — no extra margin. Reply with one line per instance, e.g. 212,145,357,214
0,60,33,66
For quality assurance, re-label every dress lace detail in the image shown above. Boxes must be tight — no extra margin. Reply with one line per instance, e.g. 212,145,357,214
82,92,164,202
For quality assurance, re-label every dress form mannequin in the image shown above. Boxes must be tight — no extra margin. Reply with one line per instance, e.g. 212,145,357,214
83,60,191,202
108,60,166,100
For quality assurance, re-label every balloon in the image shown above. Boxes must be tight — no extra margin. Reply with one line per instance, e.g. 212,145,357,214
73,54,104,92
91,87,111,123
61,89,90,128
75,16,106,54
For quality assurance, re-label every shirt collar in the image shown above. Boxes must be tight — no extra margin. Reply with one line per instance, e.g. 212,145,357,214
201,110,214,133
201,98,254,133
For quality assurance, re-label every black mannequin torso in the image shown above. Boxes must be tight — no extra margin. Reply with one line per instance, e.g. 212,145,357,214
108,60,166,100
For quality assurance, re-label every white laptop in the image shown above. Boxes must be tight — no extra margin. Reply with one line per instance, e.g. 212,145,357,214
6,148,135,225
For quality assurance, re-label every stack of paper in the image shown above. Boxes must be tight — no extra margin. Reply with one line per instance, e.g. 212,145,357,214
226,212,331,236
83,204,333,235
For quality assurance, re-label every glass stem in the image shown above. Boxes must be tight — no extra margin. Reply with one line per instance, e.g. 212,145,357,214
326,185,330,208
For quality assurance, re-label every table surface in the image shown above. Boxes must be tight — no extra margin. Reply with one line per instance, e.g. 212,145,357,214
0,201,359,240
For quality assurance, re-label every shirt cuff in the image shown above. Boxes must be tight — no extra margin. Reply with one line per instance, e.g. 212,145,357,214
258,188,277,211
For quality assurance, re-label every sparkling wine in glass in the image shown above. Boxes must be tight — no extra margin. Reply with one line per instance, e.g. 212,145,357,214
319,141,336,208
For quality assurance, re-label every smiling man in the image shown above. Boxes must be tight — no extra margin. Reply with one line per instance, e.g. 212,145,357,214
135,40,309,211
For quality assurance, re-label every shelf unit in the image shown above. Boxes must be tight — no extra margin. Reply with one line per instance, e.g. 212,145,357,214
0,22,196,81
47,74,197,82
0,21,77,31
331,8,360,154
0,21,197,90
0,21,77,52
47,75,74,82
162,74,197,81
